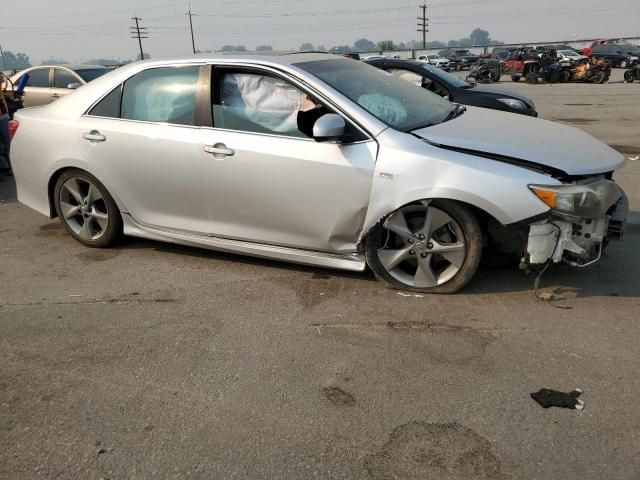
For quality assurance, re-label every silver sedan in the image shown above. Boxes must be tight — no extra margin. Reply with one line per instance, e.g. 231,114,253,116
10,54,627,293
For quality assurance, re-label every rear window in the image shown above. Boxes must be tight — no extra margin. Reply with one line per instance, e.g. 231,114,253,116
76,68,109,83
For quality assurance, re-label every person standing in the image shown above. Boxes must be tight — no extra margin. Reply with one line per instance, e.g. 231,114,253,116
0,72,12,174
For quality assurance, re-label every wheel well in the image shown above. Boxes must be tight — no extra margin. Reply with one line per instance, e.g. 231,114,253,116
47,167,78,218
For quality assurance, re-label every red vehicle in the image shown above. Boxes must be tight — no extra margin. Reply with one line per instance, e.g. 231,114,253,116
501,48,541,83
583,39,608,57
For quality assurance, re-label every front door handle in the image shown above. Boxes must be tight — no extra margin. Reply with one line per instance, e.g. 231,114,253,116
203,143,235,159
82,130,106,143
51,93,60,99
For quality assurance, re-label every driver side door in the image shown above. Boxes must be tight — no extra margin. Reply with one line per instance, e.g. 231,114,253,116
199,65,377,253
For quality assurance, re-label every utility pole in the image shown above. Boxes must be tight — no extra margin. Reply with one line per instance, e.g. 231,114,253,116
417,4,429,50
186,5,197,54
0,26,6,70
131,16,148,60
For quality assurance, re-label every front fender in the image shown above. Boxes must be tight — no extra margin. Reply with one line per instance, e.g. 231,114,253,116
359,129,557,240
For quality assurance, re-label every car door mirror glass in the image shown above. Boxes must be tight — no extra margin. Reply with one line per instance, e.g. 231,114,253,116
313,113,346,141
67,82,82,90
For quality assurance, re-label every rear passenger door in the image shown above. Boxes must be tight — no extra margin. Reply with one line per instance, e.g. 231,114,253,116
20,68,52,107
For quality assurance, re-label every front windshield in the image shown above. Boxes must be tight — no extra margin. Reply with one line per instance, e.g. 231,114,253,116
76,68,109,82
296,59,453,131
560,50,577,57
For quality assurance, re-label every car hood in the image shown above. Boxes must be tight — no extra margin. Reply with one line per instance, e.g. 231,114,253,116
465,84,535,106
412,107,624,176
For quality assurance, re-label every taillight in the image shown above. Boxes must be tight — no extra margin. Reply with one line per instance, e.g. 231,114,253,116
8,120,19,141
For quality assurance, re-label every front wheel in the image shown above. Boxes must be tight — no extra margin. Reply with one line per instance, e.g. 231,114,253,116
365,200,482,294
624,70,635,83
53,169,122,248
590,71,606,84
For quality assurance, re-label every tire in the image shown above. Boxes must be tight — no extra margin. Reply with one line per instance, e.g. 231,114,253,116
364,200,482,294
53,169,122,248
490,71,501,82
590,71,606,84
624,70,635,83
525,72,538,84
511,75,521,82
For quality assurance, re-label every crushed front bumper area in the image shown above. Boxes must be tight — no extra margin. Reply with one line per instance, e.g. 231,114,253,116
523,185,628,269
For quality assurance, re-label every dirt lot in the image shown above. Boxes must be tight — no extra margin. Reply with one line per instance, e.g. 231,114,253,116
1,69,639,480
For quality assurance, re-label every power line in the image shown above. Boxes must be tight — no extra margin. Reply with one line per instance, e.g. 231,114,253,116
417,4,429,49
130,17,148,60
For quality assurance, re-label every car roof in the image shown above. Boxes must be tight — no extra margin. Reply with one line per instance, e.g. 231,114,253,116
28,64,109,70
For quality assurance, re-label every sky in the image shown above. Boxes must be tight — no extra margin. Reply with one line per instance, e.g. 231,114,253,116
1,0,639,63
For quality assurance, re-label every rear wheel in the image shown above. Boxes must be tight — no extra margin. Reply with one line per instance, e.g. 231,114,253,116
53,169,122,248
591,70,606,84
365,200,482,294
525,72,538,84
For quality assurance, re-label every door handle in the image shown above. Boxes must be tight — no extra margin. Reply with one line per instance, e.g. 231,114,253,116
82,130,106,143
51,93,60,99
203,143,235,158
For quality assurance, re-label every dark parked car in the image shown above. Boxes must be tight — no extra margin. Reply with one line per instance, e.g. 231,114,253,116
439,49,479,70
590,43,640,68
365,58,537,116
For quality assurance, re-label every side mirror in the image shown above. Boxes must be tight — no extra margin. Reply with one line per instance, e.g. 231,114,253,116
67,82,82,90
313,114,346,142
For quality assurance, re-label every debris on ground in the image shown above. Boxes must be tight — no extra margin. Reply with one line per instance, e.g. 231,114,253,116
530,388,585,410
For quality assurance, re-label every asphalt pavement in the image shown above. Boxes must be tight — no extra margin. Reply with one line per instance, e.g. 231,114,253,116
1,68,639,480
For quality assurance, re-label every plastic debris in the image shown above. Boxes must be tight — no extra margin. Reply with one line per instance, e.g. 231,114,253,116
530,388,584,410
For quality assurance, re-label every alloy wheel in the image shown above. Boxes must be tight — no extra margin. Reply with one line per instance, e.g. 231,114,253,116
376,202,466,288
59,177,109,241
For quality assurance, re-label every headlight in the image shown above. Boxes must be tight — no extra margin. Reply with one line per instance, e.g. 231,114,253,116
497,98,527,110
529,178,622,218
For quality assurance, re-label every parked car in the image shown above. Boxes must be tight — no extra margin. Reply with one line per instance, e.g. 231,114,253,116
557,49,588,63
417,54,450,70
9,65,110,108
582,39,608,57
11,54,627,293
589,42,640,68
366,58,536,116
439,49,479,70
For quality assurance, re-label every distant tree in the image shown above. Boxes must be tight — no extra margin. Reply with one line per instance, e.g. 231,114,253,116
427,40,446,49
255,45,273,52
1,51,31,70
397,42,407,50
353,38,376,51
377,40,395,51
40,58,68,65
219,45,246,52
299,42,315,51
136,52,152,60
317,45,327,51
328,45,353,54
86,58,122,66
195,49,213,54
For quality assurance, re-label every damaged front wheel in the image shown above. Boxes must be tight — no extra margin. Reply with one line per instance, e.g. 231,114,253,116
365,200,482,294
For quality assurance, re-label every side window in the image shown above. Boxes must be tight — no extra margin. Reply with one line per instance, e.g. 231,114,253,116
212,71,330,139
24,68,50,87
54,69,80,89
387,68,424,87
88,86,122,118
121,66,200,126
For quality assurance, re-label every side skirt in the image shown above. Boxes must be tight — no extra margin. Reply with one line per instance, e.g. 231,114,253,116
121,214,367,272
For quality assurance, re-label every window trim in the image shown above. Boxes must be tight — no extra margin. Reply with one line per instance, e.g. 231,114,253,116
205,63,371,143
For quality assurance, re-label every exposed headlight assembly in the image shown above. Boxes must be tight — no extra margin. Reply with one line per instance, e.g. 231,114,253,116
529,178,622,218
497,98,527,110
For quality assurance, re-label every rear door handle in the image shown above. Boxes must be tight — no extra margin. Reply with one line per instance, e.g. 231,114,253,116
203,143,235,158
82,130,106,143
51,93,60,99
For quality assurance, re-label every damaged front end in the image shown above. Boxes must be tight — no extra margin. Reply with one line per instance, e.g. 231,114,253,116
522,177,628,270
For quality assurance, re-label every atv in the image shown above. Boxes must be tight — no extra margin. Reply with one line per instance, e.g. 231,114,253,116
466,59,501,83
624,60,640,83
569,57,611,84
501,47,541,83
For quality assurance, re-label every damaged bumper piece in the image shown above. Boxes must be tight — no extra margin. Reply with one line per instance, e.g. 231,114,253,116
523,177,628,268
